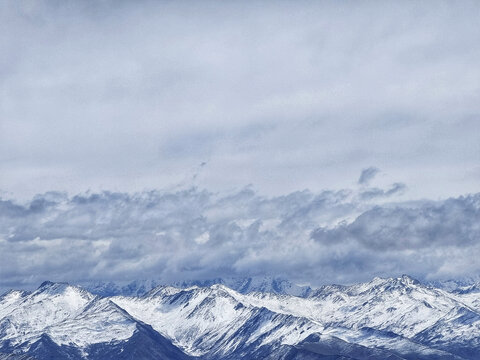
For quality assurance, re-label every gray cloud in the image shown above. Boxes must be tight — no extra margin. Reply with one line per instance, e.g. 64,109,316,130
359,182,407,200
358,167,380,185
1,1,480,201
312,195,480,251
1,184,479,292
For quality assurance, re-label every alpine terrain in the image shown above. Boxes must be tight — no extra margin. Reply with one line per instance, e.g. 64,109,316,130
1,276,480,359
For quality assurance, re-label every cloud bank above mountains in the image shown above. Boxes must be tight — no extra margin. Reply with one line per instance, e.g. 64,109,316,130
1,173,479,292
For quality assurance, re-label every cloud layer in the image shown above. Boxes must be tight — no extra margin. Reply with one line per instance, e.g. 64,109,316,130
1,180,479,291
1,1,480,200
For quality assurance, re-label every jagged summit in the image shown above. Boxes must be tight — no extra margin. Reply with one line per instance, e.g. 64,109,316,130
366,274,421,291
368,274,420,286
35,281,70,293
32,281,94,303
0,289,30,300
38,280,56,288
396,274,421,285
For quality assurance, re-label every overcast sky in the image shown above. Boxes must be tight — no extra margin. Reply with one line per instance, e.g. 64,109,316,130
1,1,480,291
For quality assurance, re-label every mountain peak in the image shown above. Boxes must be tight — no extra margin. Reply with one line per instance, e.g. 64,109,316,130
398,274,420,285
35,281,73,294
373,274,421,291
39,280,56,288
32,281,94,304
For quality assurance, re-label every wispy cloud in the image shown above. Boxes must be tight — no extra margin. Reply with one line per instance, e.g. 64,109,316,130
359,182,406,200
358,167,380,186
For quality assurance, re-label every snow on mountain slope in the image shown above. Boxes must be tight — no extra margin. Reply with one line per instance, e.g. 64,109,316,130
428,277,480,293
320,326,462,359
111,279,465,359
112,284,323,357
0,291,30,320
44,298,137,347
305,275,463,338
165,275,462,341
0,283,194,360
0,281,94,346
413,306,480,358
444,285,480,315
0,282,136,348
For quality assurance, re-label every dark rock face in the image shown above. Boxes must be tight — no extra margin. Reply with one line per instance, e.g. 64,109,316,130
26,334,83,360
3,327,195,360
87,324,194,360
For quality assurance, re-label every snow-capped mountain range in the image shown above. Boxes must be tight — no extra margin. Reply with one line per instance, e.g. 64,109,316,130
81,276,313,298
1,275,480,359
